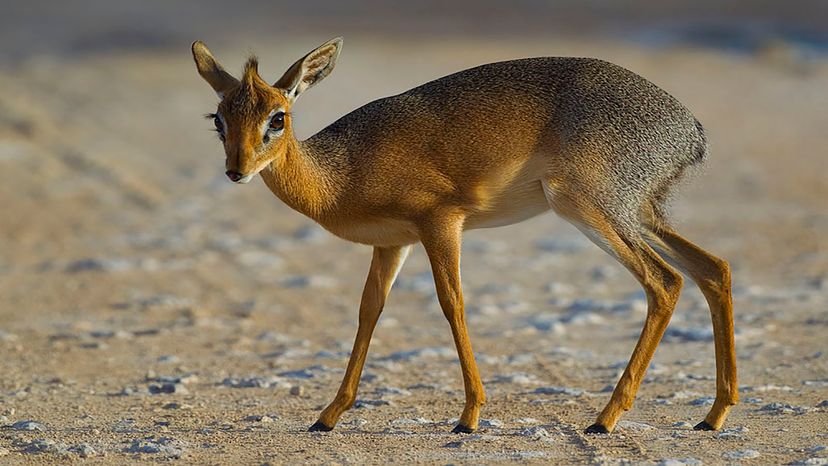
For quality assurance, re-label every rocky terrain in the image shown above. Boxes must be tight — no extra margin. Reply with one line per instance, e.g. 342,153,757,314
1,6,827,463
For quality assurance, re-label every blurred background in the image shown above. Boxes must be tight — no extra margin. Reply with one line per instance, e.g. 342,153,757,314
0,1,826,463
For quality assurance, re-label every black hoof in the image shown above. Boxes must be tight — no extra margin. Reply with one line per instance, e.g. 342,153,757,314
585,423,610,434
308,420,334,432
451,424,475,434
693,421,715,431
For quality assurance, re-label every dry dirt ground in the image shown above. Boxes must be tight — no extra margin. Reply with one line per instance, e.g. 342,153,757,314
1,34,827,464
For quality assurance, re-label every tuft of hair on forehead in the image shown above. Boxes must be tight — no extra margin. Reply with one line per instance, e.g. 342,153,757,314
242,56,262,87
228,55,274,112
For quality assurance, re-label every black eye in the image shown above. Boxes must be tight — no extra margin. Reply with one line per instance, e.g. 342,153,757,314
213,115,223,132
269,112,285,131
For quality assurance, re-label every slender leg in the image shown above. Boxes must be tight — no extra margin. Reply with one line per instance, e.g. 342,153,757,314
553,202,683,434
309,245,410,431
645,226,738,430
419,214,485,433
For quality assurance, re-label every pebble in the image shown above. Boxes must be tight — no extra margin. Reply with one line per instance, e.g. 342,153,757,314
759,402,809,415
689,397,715,406
148,383,188,394
478,418,504,428
532,386,584,396
69,443,96,458
489,373,538,385
724,449,761,460
657,458,702,466
391,418,434,425
517,426,553,441
221,376,286,389
277,369,315,379
354,399,391,409
373,387,411,397
716,426,749,439
791,458,828,466
382,346,454,361
244,415,277,423
11,420,46,431
340,418,368,428
0,446,9,456
290,385,304,396
66,257,134,273
22,438,68,454
162,402,192,410
124,436,185,458
663,327,714,343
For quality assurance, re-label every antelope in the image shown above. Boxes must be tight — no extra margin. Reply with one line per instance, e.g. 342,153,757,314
191,37,737,434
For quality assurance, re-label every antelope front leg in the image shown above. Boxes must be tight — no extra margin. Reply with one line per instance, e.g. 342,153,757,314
309,245,410,431
420,215,486,433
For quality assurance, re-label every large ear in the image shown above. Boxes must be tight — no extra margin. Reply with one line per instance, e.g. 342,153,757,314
274,37,343,102
191,41,239,99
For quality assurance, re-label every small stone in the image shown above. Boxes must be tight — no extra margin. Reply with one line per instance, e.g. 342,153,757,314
658,458,702,466
290,385,304,396
664,327,714,343
353,399,391,409
715,426,749,439
0,447,9,456
341,418,368,428
758,402,808,415
489,373,538,385
221,376,286,389
162,402,192,410
23,438,68,454
373,387,410,397
724,449,760,460
70,443,96,458
11,420,46,431
517,426,553,441
124,436,185,458
148,383,188,395
478,419,504,428
532,386,584,396
391,418,434,425
244,414,276,423
689,397,715,406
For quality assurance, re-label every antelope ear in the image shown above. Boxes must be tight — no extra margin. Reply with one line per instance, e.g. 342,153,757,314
191,41,239,99
274,37,342,102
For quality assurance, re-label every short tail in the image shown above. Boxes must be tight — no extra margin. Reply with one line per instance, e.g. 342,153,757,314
691,118,709,165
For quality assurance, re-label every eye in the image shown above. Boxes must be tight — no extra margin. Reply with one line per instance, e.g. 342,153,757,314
213,115,223,132
269,112,285,132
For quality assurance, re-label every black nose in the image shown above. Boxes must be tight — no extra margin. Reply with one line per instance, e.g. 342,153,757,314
226,170,243,182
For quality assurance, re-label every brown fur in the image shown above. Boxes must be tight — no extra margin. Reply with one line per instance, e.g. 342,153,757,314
191,38,737,434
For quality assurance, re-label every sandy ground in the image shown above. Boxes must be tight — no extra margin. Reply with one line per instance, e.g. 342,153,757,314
1,30,827,464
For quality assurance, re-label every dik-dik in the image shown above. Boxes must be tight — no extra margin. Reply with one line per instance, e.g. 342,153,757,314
191,38,736,434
